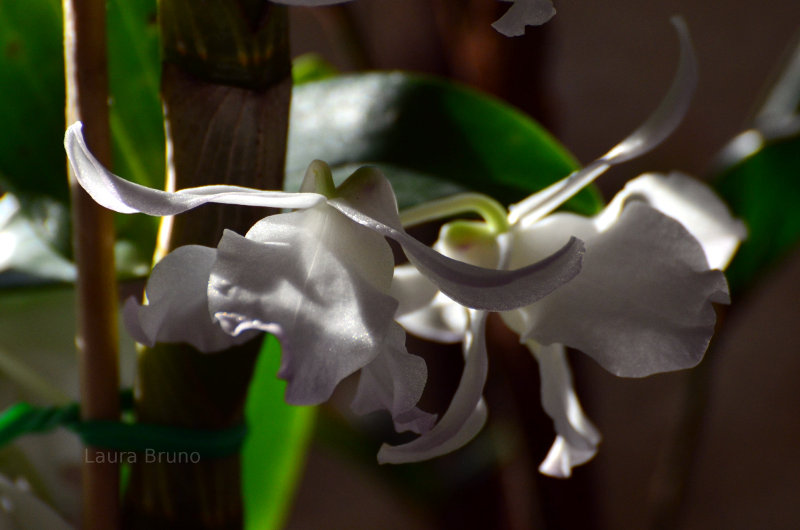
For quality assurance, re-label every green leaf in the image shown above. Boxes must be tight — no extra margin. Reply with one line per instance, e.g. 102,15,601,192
0,0,163,277
0,0,65,204
107,0,164,270
713,34,800,294
242,335,315,530
715,132,800,293
292,53,338,86
0,1,72,257
287,73,602,214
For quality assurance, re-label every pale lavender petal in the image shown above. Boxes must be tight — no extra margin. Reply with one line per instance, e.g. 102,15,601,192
392,264,467,343
64,122,324,215
508,17,697,225
208,206,397,405
600,172,746,270
491,0,556,37
123,245,256,351
391,264,440,317
351,323,437,434
378,310,489,464
395,292,469,344
504,202,729,377
529,342,601,478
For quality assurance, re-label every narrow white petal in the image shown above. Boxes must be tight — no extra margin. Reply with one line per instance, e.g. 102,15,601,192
351,324,436,434
600,172,746,270
601,18,697,164
326,165,584,311
208,206,397,405
331,197,584,311
124,245,255,351
508,17,697,225
491,0,556,37
505,202,729,377
529,342,600,478
64,122,325,215
539,435,599,479
378,310,489,464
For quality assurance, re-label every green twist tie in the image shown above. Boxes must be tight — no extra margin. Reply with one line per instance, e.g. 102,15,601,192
0,390,246,458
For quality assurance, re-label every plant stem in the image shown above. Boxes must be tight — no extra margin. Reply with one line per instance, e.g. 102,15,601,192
63,0,121,528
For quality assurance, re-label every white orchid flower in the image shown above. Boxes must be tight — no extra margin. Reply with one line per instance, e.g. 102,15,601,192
64,124,584,444
381,18,744,474
273,0,553,37
391,171,744,474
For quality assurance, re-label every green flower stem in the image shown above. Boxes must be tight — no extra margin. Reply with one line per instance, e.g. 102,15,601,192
123,2,292,528
400,192,510,234
63,0,121,528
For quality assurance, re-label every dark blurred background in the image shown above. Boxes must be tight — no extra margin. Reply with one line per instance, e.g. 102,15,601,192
284,1,800,528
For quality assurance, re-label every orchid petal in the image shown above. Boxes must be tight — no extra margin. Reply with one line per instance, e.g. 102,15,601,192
378,310,489,464
491,0,556,37
328,168,584,312
504,202,729,377
391,264,440,317
351,323,437,434
395,293,469,344
64,122,325,215
208,205,398,405
529,342,601,478
600,172,747,270
392,265,467,343
508,17,697,225
123,245,256,351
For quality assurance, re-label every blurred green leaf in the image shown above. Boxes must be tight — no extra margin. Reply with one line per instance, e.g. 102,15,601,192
0,1,72,257
0,0,65,204
287,73,602,214
242,335,315,530
0,0,163,277
107,0,164,269
714,33,800,294
292,53,338,85
715,132,800,293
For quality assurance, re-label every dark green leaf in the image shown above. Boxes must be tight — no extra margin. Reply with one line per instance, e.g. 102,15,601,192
287,73,602,214
0,0,163,277
0,0,65,204
0,1,72,256
713,33,800,294
715,132,800,293
242,335,315,530
107,0,164,269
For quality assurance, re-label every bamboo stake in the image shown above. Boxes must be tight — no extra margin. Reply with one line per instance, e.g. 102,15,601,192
63,0,120,528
